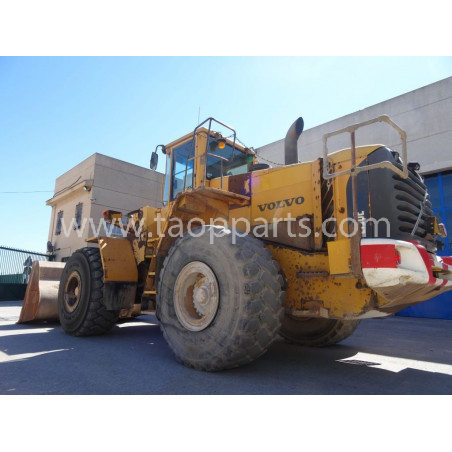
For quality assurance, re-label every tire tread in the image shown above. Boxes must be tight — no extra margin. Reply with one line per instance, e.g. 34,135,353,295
158,227,285,371
59,247,118,337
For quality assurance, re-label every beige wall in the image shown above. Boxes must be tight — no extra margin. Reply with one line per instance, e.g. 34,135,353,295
47,186,94,261
47,153,164,261
52,154,96,195
92,153,163,211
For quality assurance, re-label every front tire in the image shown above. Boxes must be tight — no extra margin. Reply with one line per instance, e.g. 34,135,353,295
157,227,285,371
58,247,119,336
280,315,360,346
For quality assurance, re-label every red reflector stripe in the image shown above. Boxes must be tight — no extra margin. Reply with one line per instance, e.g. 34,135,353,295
410,242,436,285
361,244,399,268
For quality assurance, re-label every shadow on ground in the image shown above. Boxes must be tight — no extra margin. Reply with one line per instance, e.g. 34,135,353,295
1,301,451,394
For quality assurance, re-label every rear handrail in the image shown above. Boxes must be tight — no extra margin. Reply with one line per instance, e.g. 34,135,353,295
188,117,237,190
322,115,408,180
322,115,408,278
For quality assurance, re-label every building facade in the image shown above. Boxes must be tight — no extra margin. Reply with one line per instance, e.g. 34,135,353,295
256,76,452,318
47,153,164,262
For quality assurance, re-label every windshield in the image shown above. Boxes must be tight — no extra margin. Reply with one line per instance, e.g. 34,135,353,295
206,136,249,180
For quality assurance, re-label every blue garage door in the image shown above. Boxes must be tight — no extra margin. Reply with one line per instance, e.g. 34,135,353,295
397,170,452,319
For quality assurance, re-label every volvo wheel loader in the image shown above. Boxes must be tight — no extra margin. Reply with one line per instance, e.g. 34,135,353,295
19,116,452,371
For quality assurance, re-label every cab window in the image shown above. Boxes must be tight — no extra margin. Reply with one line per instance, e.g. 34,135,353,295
171,139,194,200
206,137,249,180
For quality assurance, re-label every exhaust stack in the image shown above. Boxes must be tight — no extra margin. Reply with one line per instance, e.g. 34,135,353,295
284,117,304,165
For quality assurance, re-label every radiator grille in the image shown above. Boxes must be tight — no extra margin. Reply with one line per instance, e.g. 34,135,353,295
392,172,434,239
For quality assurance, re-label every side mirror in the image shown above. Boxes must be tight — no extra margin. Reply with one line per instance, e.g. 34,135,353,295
150,152,158,171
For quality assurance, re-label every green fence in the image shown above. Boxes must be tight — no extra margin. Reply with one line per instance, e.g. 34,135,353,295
0,246,50,301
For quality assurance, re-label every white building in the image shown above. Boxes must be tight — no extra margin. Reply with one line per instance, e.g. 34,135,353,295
257,76,452,175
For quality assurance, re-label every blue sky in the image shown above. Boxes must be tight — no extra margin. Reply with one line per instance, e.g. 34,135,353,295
1,56,451,251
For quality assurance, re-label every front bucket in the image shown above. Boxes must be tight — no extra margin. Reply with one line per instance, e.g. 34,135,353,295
18,261,66,323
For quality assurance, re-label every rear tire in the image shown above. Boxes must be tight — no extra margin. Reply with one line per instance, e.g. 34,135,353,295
58,247,119,336
157,227,285,371
280,315,360,346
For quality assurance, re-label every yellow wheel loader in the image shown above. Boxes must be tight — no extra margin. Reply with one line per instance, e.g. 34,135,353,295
19,116,452,371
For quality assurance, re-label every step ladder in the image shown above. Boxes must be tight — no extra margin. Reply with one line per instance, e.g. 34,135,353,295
142,237,160,297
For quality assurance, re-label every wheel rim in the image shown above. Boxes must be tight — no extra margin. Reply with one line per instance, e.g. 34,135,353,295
64,270,82,313
174,261,219,332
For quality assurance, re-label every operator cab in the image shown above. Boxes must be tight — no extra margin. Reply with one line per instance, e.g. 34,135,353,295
159,118,256,203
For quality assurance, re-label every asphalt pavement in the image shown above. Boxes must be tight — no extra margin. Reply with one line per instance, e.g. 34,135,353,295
1,300,452,394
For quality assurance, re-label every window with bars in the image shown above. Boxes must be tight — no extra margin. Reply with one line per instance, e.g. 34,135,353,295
55,211,63,236
75,203,83,230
